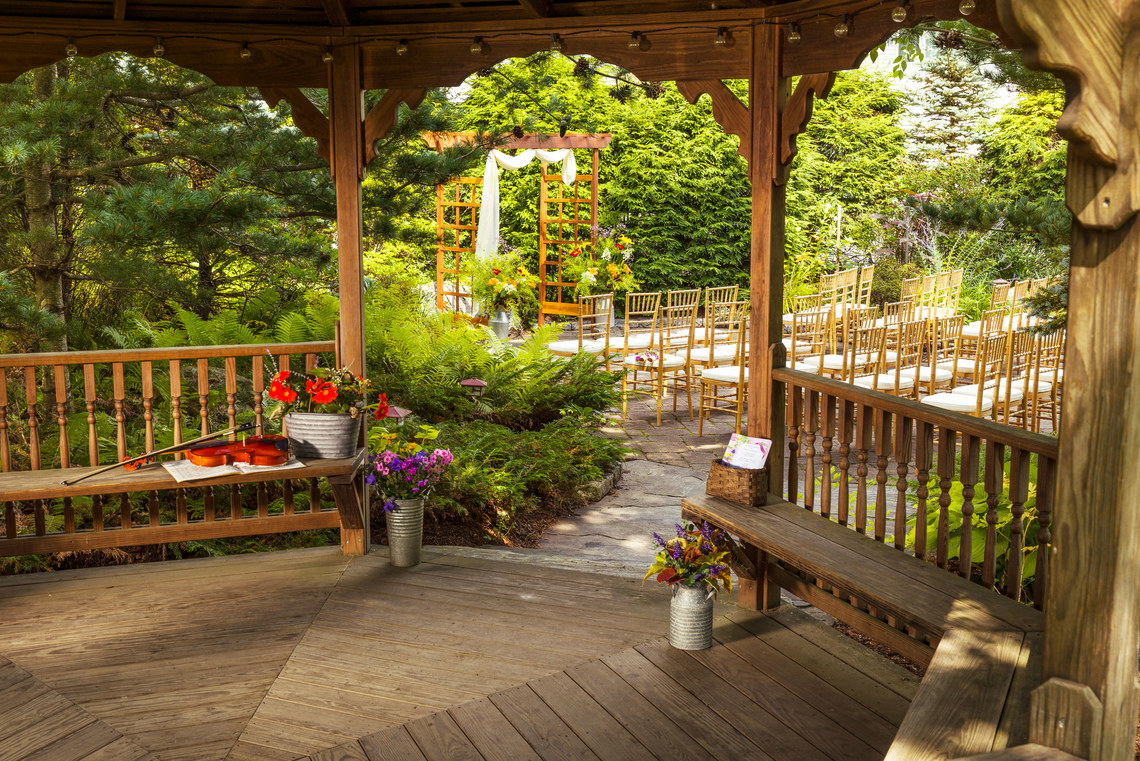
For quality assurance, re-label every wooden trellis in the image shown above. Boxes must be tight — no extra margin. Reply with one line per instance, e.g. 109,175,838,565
424,132,612,320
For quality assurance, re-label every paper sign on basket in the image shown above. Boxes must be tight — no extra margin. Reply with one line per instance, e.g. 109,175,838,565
721,433,772,470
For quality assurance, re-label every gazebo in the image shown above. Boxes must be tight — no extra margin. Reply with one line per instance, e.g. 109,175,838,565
0,1,1135,760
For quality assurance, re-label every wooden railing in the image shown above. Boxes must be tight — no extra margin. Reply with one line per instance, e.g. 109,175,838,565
0,342,340,555
775,367,1058,609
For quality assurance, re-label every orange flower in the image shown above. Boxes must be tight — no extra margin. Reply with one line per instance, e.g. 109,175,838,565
373,392,390,421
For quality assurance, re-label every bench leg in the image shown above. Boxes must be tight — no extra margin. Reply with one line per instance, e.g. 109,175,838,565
737,543,782,611
330,473,369,556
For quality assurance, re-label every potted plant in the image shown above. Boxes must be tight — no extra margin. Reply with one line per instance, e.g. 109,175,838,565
366,422,453,567
644,521,734,650
267,366,371,459
465,249,539,339
562,224,639,298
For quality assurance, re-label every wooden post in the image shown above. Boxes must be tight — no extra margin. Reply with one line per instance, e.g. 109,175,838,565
328,41,370,556
746,23,787,483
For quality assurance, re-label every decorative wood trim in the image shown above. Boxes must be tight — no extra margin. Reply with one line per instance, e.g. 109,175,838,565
1029,678,1103,759
260,87,330,164
421,132,613,150
363,88,426,164
516,0,551,18
777,72,834,182
112,0,126,21
676,80,750,160
320,0,353,27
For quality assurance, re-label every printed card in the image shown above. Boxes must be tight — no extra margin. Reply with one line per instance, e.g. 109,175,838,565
721,433,772,470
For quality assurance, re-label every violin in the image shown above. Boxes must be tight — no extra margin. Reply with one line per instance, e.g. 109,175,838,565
187,435,290,467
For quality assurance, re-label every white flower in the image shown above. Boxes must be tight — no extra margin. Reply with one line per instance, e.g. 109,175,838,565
582,271,597,284
601,246,612,261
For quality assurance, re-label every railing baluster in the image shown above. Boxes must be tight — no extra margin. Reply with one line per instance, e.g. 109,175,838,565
1007,446,1031,601
803,390,819,513
226,356,241,521
197,358,212,523
24,367,40,469
837,398,853,527
112,363,130,530
252,355,268,514
0,369,12,539
1034,456,1055,609
305,353,321,514
142,361,159,528
959,433,981,580
893,414,913,551
982,440,1005,589
170,359,187,526
874,408,892,543
54,365,74,535
83,364,103,532
280,355,295,515
937,428,957,569
820,394,835,520
855,402,871,535
914,421,934,561
786,384,802,503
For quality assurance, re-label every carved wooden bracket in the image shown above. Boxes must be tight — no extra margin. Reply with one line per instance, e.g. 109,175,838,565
777,73,835,186
259,87,331,164
363,88,427,164
998,0,1138,229
676,80,751,161
677,74,833,185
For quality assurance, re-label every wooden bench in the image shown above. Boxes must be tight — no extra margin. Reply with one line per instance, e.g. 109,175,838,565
683,492,1049,761
0,449,370,556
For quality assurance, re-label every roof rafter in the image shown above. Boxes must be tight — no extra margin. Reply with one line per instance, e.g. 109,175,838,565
320,0,354,26
112,0,126,21
517,0,551,17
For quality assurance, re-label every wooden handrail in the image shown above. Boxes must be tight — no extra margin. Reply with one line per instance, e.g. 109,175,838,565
773,367,1058,457
0,341,336,368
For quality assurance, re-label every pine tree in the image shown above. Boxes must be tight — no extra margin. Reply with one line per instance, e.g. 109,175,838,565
911,49,988,161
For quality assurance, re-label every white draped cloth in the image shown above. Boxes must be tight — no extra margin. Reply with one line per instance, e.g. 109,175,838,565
474,149,577,259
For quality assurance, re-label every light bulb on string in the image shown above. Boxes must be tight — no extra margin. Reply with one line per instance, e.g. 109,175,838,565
152,37,165,57
470,37,485,55
65,37,78,57
322,46,333,63
396,39,409,56
787,23,802,43
549,34,564,53
715,28,729,46
892,0,908,22
240,43,252,60
959,0,975,14
834,15,849,38
628,32,643,49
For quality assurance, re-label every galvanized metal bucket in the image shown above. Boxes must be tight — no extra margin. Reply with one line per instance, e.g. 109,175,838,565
669,583,714,650
284,412,360,460
386,497,424,568
488,309,512,340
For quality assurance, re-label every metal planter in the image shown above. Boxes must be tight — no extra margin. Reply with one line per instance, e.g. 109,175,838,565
385,497,424,568
668,583,714,650
284,412,360,460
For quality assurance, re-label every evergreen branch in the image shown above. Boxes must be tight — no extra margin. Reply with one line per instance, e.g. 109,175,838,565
109,83,214,104
53,153,179,179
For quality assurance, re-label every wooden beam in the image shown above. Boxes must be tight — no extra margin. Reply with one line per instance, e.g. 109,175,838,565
362,88,427,164
676,80,751,160
260,88,330,163
421,132,614,151
111,0,126,21
516,0,551,18
328,41,369,554
320,0,354,27
778,72,834,176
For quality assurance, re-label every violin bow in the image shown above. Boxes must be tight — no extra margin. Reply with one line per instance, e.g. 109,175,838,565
60,421,258,486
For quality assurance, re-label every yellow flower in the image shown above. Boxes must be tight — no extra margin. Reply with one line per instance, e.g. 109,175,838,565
588,267,598,276
487,277,499,286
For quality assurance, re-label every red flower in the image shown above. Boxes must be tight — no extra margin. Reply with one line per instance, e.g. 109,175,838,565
492,268,501,275
616,243,625,250
373,392,390,421
268,378,297,404
570,248,580,257
311,381,338,405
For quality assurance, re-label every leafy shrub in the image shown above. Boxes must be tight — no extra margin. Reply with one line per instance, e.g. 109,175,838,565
869,256,921,307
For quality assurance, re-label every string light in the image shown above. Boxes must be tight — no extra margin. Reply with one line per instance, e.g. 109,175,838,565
892,0,908,22
715,27,729,46
549,33,564,53
152,37,165,57
628,32,643,49
240,42,252,60
833,14,850,38
395,39,409,55
65,37,77,57
958,0,975,14
470,37,485,54
787,23,802,43
322,46,333,63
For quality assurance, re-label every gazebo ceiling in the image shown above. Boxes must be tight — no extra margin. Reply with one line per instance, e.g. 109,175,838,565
0,0,1010,87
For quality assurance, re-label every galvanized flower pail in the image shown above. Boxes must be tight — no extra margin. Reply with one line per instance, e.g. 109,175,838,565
668,583,714,650
385,497,424,568
284,412,359,460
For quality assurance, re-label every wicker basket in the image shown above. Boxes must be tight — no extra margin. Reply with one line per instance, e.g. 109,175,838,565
706,458,768,507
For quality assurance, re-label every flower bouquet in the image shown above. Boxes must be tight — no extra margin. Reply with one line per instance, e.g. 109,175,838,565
267,366,371,418
367,424,453,512
644,521,734,596
561,224,639,297
465,249,539,318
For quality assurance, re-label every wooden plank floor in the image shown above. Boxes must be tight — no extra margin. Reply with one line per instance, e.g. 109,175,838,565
0,546,915,761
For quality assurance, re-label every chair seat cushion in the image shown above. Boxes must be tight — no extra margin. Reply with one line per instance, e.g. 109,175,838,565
951,383,1024,403
1039,369,1064,384
792,360,823,373
547,339,606,355
900,366,954,384
620,352,685,369
689,345,738,363
701,365,748,383
852,373,916,391
621,334,654,350
921,392,993,413
961,321,984,338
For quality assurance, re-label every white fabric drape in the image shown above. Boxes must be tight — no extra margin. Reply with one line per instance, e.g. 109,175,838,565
474,148,577,258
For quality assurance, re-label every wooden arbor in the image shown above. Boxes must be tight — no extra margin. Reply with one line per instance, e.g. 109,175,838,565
423,132,611,321
0,0,1136,757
